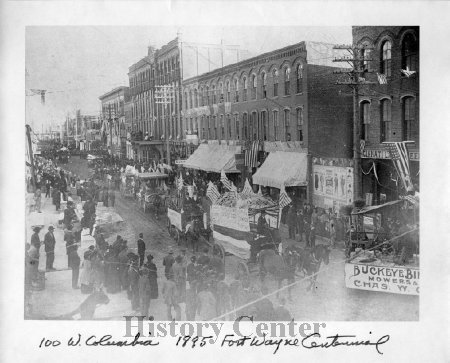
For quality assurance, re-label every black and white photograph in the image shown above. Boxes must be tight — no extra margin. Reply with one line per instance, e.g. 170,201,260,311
1,1,449,362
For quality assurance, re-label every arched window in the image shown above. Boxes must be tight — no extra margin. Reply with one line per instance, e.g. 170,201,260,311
226,81,231,102
273,69,279,97
296,64,303,93
273,110,279,140
184,91,188,109
206,86,210,105
296,108,303,141
227,114,232,140
402,33,418,72
360,101,370,141
251,111,258,140
207,116,211,139
213,115,218,139
220,115,224,139
243,77,248,101
380,99,391,142
381,40,392,77
234,79,239,102
261,111,268,141
243,113,248,139
212,85,216,104
402,97,415,141
360,44,372,72
284,68,291,95
251,74,257,99
219,82,224,103
199,87,203,106
284,109,291,140
234,114,240,140
189,90,193,109
194,89,198,108
261,72,267,99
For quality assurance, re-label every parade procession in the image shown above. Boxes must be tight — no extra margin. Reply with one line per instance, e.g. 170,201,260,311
24,26,420,321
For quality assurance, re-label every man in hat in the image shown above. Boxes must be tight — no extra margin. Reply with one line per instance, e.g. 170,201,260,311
145,254,159,302
137,233,146,267
162,274,181,320
44,225,56,271
68,244,81,289
163,250,175,280
139,267,152,317
28,227,42,283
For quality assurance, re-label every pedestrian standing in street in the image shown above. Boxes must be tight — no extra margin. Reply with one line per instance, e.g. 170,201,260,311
185,280,198,321
34,187,42,213
68,244,81,289
43,225,56,271
186,256,197,288
109,188,116,208
197,283,217,321
65,225,76,268
28,227,42,284
173,255,187,303
118,241,130,291
138,267,152,317
309,224,316,249
162,275,181,320
137,233,146,267
197,248,210,268
304,221,311,248
127,255,140,311
330,215,337,248
45,179,51,198
80,250,94,294
145,254,159,302
296,209,304,243
163,250,175,280
287,205,297,240
52,187,61,211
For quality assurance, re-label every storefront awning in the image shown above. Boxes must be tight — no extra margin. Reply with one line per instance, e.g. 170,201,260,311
183,143,241,173
253,151,308,189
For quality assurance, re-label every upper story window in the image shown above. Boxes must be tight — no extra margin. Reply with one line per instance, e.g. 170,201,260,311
219,82,224,103
243,113,248,139
227,114,232,140
402,33,418,72
296,108,304,141
380,99,391,142
251,74,257,100
194,89,198,108
184,92,188,109
296,64,303,93
284,68,291,95
273,110,279,141
261,72,267,99
220,115,225,139
284,109,290,140
199,88,203,106
360,44,372,72
226,81,231,102
402,97,415,141
243,77,248,102
380,40,392,77
206,86,210,105
234,114,240,140
189,90,193,109
261,111,268,141
212,85,216,104
360,101,370,141
273,69,279,97
234,79,239,102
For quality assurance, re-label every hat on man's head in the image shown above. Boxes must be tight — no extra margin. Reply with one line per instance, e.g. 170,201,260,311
169,249,174,254
147,254,154,261
33,226,41,232
48,225,55,230
139,233,143,238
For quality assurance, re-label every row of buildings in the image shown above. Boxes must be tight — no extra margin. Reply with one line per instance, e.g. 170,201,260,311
94,26,419,210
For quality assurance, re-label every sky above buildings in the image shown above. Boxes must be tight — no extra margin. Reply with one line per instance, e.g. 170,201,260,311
25,26,351,131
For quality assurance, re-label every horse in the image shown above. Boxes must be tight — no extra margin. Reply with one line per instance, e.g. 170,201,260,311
257,248,299,301
295,244,331,291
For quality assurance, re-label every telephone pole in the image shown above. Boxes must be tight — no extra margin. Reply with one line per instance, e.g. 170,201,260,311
333,44,376,202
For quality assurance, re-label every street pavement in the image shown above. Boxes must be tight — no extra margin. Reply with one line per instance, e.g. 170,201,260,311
27,156,419,321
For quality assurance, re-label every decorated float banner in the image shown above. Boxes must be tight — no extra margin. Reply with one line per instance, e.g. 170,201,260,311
211,205,251,260
167,208,182,232
313,165,353,210
345,263,420,295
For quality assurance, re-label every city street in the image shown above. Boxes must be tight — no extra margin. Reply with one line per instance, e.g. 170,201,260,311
28,157,419,321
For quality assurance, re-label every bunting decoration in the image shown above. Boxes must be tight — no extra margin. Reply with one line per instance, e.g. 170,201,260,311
245,140,259,168
401,67,417,78
376,73,387,85
384,142,414,193
241,179,254,196
177,175,184,191
206,181,220,203
220,169,234,191
278,186,292,209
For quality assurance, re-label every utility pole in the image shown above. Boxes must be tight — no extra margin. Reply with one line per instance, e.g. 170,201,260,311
333,44,376,203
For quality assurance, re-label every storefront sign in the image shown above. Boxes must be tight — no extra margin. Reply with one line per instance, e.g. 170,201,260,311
211,205,250,232
313,165,353,210
345,263,420,295
175,159,186,165
167,208,182,231
362,147,420,161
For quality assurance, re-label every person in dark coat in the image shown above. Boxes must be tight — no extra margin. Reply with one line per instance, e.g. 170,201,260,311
138,267,152,317
65,225,76,268
45,179,52,198
128,256,140,311
163,250,175,280
287,205,297,239
296,209,304,242
145,254,159,300
309,224,316,249
52,187,61,211
137,233,146,267
186,256,197,287
68,245,81,289
43,225,56,271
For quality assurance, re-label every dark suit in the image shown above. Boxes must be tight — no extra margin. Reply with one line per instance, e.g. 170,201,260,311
44,231,56,269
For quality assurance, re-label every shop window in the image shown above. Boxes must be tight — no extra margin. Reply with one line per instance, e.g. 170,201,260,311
380,99,391,142
380,40,392,77
296,108,303,141
184,92,188,109
402,33,418,72
360,101,370,141
402,97,415,141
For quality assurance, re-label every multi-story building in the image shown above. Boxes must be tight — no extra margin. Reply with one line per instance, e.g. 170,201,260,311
99,86,129,157
182,41,354,208
353,26,419,204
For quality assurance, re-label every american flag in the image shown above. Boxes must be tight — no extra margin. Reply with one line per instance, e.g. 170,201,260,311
245,140,259,168
377,73,387,85
206,181,220,203
241,178,254,196
384,142,414,193
177,175,184,191
278,186,292,209
220,169,236,191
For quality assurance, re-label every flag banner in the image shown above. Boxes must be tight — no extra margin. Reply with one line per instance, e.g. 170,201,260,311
177,175,184,191
384,142,414,192
206,181,220,203
220,169,234,191
401,67,417,78
377,73,387,84
279,186,292,209
241,179,254,196
245,140,259,167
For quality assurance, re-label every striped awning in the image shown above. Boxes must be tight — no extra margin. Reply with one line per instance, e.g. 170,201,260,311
183,143,241,173
252,151,308,189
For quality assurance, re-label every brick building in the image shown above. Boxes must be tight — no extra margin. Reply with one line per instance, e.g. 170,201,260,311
99,86,130,157
353,26,419,204
182,41,354,208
